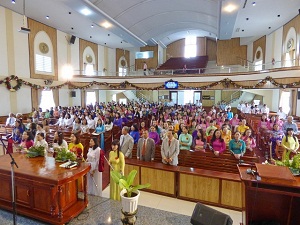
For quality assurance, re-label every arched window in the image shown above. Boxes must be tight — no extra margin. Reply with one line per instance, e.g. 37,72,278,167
83,46,96,75
34,31,54,75
254,47,263,71
118,56,128,76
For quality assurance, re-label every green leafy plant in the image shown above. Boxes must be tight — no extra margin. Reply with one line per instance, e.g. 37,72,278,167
55,148,77,162
26,146,45,158
111,170,150,197
275,151,300,169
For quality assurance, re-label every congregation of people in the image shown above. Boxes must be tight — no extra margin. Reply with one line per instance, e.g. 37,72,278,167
3,100,299,200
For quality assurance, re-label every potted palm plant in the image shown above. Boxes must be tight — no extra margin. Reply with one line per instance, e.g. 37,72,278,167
111,169,150,213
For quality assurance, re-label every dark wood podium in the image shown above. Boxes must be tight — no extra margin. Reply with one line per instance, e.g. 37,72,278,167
0,153,90,225
238,164,300,225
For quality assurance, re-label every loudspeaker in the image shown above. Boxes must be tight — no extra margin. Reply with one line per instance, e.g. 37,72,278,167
298,91,300,100
70,35,76,44
70,91,76,97
191,203,233,225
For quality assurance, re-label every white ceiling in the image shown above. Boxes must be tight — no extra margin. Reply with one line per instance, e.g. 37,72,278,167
1,0,300,48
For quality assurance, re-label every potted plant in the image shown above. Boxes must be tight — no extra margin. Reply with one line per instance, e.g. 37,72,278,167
111,169,150,213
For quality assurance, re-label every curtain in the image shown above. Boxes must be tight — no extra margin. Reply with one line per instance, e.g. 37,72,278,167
52,89,59,106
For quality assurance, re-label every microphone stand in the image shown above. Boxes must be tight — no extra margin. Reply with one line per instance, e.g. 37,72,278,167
1,136,18,225
8,151,18,225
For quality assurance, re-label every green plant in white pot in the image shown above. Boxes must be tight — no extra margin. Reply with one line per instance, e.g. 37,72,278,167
111,169,150,213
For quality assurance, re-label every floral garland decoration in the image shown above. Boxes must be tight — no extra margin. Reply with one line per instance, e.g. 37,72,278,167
4,75,22,92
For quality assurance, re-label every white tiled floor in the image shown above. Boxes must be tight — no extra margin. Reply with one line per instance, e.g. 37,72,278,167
103,185,243,225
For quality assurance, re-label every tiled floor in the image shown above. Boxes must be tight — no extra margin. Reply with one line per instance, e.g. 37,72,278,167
102,185,243,225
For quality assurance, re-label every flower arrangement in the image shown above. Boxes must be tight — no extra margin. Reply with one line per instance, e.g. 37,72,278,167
55,148,77,162
26,146,45,158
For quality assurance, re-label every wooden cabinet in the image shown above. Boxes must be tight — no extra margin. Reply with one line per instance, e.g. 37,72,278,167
0,153,90,225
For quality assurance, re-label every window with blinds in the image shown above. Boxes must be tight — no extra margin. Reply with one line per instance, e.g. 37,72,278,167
35,54,52,73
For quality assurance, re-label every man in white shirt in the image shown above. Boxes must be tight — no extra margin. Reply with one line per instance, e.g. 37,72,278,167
241,103,251,114
237,101,243,111
6,113,16,127
260,104,270,115
277,107,287,120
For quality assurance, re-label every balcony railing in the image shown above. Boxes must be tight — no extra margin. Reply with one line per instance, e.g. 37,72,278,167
73,59,299,77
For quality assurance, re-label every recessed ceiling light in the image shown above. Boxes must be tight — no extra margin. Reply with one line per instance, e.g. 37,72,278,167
104,43,106,45
268,27,271,29
224,4,238,13
246,18,249,20
80,8,92,16
91,25,94,28
252,2,256,6
69,12,72,15
108,34,110,36
121,41,122,43
46,16,49,19
71,27,74,30
11,0,16,4
101,22,111,29
90,36,92,38
277,15,280,17
242,30,245,32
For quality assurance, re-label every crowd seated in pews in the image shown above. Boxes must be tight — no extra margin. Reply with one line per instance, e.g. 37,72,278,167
1,100,299,174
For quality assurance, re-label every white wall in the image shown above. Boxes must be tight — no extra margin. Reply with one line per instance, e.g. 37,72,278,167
13,11,30,78
16,87,32,113
0,86,11,116
247,42,253,62
265,27,283,69
70,35,80,72
107,47,116,75
99,90,107,103
98,45,105,75
57,30,68,80
59,88,70,107
70,89,81,106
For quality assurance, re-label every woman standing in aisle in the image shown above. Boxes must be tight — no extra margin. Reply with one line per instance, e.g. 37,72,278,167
86,137,104,196
281,128,299,158
109,139,125,201
94,119,105,150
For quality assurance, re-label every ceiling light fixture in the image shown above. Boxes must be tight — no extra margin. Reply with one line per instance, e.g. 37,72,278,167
46,16,49,19
91,24,94,28
80,8,92,16
12,0,16,4
252,2,256,6
246,18,249,20
101,21,111,29
224,4,238,13
90,36,92,38
277,15,280,17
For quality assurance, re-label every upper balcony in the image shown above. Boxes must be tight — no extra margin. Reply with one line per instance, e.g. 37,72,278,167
72,58,300,90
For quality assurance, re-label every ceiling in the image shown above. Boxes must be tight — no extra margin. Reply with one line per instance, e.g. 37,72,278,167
1,0,300,49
